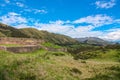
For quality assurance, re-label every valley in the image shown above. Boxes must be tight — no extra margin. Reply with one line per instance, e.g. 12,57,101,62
0,23,120,80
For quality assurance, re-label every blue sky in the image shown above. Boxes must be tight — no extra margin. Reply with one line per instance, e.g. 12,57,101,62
0,0,120,41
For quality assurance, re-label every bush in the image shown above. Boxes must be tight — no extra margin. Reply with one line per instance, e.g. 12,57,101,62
70,68,82,75
73,51,98,60
81,60,86,63
50,52,66,56
86,66,120,80
41,52,66,59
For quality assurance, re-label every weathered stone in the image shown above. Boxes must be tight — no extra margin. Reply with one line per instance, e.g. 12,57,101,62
0,37,44,45
6,45,41,53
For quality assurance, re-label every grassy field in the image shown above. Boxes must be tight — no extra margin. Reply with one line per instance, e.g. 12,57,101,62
0,49,120,80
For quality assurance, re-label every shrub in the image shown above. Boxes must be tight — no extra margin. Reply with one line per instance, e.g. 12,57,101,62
70,68,82,75
46,52,66,56
52,52,66,56
73,51,98,60
81,60,86,63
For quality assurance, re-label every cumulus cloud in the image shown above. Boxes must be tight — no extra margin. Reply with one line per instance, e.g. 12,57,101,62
74,14,113,27
1,13,120,41
34,21,103,38
101,29,120,41
34,22,74,34
95,0,116,9
0,12,27,25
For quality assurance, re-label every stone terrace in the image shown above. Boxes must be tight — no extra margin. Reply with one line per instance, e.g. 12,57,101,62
0,37,44,53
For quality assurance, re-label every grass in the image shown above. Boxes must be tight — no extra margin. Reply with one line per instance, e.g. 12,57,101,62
0,49,120,80
42,42,62,49
73,49,120,62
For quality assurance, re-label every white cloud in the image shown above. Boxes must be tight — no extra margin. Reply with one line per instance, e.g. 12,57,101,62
35,22,74,34
0,12,27,25
1,13,120,41
2,0,47,14
16,2,25,7
15,2,47,14
14,24,34,28
33,9,47,14
101,29,120,41
75,25,93,32
74,14,113,27
33,21,103,38
49,20,70,24
95,0,116,9
24,8,47,14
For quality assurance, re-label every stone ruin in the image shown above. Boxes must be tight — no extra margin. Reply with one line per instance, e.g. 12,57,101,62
0,37,44,45
0,37,44,53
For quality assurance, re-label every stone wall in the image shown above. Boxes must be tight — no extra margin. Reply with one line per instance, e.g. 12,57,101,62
0,46,6,51
6,45,41,53
0,45,41,53
0,37,44,45
42,46,67,52
0,37,67,53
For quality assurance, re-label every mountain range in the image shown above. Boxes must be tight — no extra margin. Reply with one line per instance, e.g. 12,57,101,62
75,37,111,46
0,22,112,46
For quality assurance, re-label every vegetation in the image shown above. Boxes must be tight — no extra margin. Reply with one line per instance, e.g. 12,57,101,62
0,23,28,37
0,32,6,37
42,42,62,49
0,48,120,80
0,23,79,45
0,22,120,80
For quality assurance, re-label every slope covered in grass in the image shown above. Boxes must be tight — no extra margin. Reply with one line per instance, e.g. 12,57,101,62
0,49,120,80
0,23,79,45
72,49,120,62
20,28,78,45
0,23,28,37
0,32,6,37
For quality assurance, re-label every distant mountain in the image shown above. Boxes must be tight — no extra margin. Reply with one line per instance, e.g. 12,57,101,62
75,37,111,46
0,23,78,45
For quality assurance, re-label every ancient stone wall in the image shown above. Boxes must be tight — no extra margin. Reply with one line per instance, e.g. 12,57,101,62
42,46,67,52
6,45,41,53
0,45,41,53
0,37,67,53
0,46,6,51
0,37,44,45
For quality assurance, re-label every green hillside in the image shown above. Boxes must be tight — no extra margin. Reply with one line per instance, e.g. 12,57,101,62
0,32,6,37
0,49,120,80
0,23,78,45
0,23,29,37
0,23,120,80
19,28,78,45
19,28,44,39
